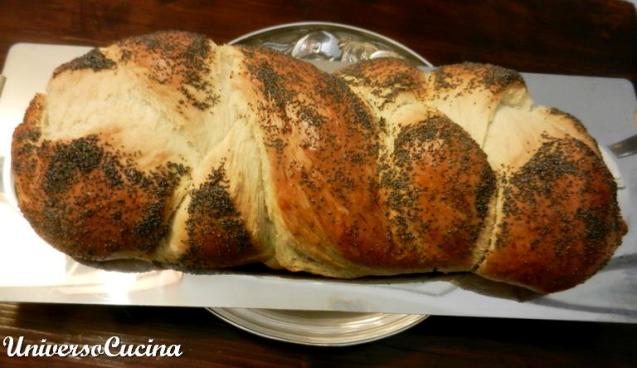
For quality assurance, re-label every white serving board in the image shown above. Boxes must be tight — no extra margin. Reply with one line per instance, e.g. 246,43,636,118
0,43,636,322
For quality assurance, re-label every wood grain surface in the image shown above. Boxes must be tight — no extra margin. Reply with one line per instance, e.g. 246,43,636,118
0,303,636,368
0,0,635,82
0,0,636,366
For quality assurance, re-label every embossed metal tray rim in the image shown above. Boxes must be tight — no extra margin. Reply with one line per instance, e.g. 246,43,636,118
229,21,433,67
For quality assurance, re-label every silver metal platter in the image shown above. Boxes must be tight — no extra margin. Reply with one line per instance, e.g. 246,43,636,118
229,21,433,67
207,308,428,347
205,22,431,346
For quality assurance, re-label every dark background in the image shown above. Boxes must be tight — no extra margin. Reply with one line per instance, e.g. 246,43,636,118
0,0,636,367
0,0,635,82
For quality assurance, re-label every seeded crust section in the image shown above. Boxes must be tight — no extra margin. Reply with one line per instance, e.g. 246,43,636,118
10,32,627,292
338,58,626,292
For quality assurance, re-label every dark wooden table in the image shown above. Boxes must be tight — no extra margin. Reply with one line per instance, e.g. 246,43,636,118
0,0,636,366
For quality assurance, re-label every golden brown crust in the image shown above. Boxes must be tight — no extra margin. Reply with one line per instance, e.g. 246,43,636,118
53,48,116,77
12,95,190,261
338,58,427,107
337,59,499,272
379,114,496,270
10,32,627,293
178,163,261,269
115,31,219,112
338,58,626,288
240,46,392,270
55,31,219,115
430,62,524,94
477,138,627,292
338,60,524,107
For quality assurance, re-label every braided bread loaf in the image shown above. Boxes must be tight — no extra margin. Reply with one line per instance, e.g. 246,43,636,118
11,31,626,293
